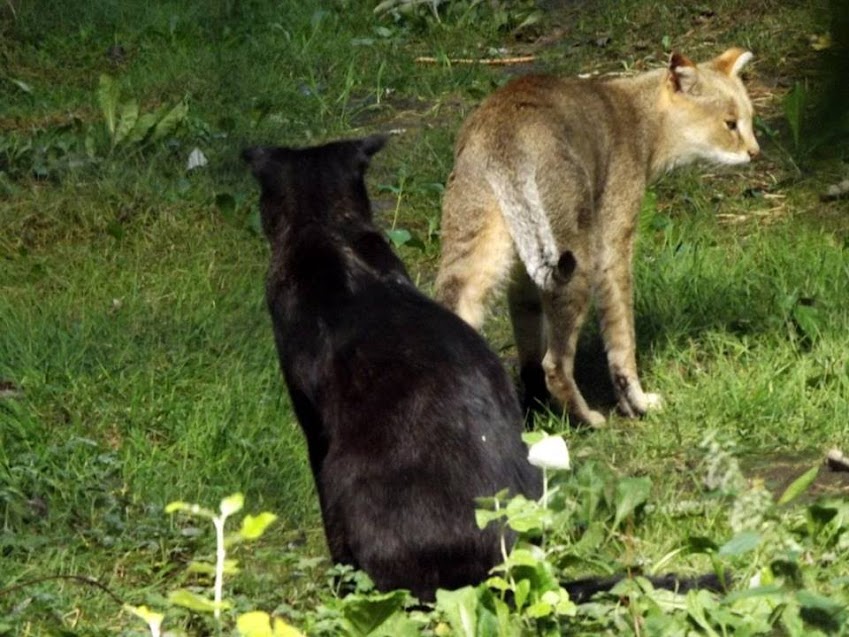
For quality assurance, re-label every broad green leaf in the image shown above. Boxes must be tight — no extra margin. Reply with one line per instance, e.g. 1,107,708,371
524,600,553,619
220,492,244,517
486,593,520,637
541,589,577,617
554,594,577,617
475,508,505,530
513,578,531,612
367,609,424,637
97,74,120,136
783,82,807,149
484,576,510,592
150,101,188,142
575,521,605,551
126,112,159,145
436,586,479,637
612,476,651,529
240,512,277,540
780,601,806,637
718,530,761,557
504,506,548,534
168,589,230,613
686,590,722,637
505,494,548,529
475,489,511,510
504,547,544,568
386,228,412,248
340,590,407,636
113,100,139,147
777,465,819,505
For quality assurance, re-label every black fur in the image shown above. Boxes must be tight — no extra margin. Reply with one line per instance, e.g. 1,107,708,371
563,572,728,604
244,136,542,601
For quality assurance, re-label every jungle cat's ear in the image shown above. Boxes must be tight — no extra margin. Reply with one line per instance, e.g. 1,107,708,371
668,52,699,93
712,47,754,77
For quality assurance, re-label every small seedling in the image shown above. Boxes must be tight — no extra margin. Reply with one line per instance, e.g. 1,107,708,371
124,493,294,636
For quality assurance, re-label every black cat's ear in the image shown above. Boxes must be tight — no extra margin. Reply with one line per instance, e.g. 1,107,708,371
359,134,388,160
242,146,269,175
242,146,288,194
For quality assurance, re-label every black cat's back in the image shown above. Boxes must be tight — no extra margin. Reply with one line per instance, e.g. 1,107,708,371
318,280,537,594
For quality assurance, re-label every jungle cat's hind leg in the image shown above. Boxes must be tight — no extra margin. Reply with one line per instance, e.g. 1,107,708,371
508,265,549,413
541,267,605,428
434,171,515,329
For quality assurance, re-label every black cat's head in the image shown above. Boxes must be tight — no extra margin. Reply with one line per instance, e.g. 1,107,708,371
242,134,387,240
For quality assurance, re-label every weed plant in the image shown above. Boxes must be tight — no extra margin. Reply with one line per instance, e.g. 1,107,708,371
2,0,849,634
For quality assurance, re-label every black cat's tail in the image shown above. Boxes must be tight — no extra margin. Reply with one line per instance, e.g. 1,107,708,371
563,572,730,604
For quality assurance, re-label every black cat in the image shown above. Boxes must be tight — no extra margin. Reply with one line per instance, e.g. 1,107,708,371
243,135,542,601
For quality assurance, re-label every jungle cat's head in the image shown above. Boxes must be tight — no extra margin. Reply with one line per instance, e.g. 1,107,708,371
661,47,760,168
242,135,387,240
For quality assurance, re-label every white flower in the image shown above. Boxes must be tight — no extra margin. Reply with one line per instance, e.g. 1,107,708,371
527,435,570,471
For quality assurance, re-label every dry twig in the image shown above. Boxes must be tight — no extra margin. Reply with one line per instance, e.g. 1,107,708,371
415,55,535,66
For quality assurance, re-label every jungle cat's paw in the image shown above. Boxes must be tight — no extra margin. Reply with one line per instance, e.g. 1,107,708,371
581,409,606,428
616,378,662,418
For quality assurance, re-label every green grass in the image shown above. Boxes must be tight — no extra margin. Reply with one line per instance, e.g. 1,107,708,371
2,0,849,634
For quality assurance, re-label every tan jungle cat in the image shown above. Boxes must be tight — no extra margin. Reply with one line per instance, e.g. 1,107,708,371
434,48,759,427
